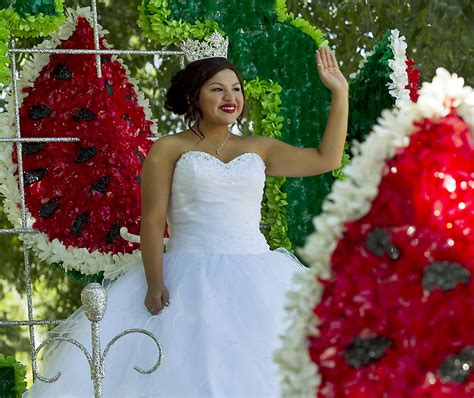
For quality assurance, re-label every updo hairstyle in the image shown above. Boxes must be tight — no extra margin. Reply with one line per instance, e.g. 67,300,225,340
164,57,245,133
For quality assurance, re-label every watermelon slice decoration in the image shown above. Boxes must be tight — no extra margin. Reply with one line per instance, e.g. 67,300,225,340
0,7,158,279
275,68,474,396
348,29,420,148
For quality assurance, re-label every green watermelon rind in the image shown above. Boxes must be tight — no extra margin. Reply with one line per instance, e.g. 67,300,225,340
348,29,412,146
0,7,157,280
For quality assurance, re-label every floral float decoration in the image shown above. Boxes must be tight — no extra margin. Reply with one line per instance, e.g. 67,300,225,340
275,68,474,397
0,0,65,85
0,7,157,280
348,28,420,147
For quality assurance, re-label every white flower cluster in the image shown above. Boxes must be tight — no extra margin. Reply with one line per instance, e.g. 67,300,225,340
274,68,474,397
0,7,157,279
387,28,411,107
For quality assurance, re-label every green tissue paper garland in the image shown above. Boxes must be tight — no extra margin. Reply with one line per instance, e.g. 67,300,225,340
0,355,27,398
138,0,221,43
139,0,340,252
245,78,291,250
0,0,65,85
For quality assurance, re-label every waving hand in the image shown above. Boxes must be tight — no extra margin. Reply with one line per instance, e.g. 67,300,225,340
316,47,349,94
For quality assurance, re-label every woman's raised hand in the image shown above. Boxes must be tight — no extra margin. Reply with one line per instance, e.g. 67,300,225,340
316,46,349,95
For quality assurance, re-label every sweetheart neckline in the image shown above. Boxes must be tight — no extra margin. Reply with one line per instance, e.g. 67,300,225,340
176,150,265,167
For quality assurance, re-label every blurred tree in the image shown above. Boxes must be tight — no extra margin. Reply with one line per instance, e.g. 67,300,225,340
286,0,473,86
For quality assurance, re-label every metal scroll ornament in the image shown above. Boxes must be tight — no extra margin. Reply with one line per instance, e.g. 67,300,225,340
33,283,163,398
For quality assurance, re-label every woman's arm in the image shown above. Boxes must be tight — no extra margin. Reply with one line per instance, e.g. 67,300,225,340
140,136,177,314
263,46,349,177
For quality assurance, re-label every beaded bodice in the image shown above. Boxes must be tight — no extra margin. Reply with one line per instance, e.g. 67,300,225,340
166,151,270,254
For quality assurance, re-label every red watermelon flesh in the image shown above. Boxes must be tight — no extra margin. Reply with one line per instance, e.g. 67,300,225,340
406,57,420,103
12,16,155,254
310,112,474,397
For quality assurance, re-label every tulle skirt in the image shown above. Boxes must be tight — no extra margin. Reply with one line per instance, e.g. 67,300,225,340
25,248,307,397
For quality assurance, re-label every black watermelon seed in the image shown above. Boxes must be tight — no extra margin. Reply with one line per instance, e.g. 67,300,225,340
52,64,72,80
438,346,474,383
123,114,132,123
71,213,89,236
135,175,141,185
365,227,400,260
76,147,97,163
22,142,46,155
100,55,111,64
24,168,47,185
125,93,132,101
423,261,471,292
344,336,393,369
105,80,114,95
89,176,110,194
72,110,82,122
106,221,121,244
28,104,52,120
72,108,96,122
39,198,60,218
132,147,144,164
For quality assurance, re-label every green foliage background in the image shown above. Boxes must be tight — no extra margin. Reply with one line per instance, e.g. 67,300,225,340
0,0,471,385
287,0,473,87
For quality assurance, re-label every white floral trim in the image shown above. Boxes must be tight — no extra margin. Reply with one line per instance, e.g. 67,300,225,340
348,29,411,107
387,28,410,107
0,7,157,279
274,68,474,397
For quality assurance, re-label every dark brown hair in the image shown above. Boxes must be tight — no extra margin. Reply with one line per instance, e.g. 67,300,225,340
164,57,245,135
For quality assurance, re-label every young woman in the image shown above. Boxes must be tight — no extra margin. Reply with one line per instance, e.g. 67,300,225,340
26,46,348,397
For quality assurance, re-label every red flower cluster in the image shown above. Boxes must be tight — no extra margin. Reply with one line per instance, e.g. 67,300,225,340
12,16,158,254
406,57,420,102
309,112,474,397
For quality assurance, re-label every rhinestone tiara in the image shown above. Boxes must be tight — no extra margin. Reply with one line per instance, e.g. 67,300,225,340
181,31,229,64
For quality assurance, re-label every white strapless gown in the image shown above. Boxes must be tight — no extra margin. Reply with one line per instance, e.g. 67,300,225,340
25,151,307,397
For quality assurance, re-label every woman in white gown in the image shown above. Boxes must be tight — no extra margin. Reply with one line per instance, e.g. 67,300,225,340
25,44,348,397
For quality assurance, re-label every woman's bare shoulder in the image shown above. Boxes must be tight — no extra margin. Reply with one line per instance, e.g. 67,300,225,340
235,134,273,145
147,131,195,162
233,134,275,158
